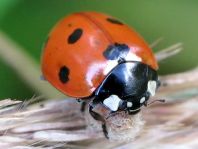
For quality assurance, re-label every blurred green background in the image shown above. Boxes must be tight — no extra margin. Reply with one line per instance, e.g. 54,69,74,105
0,0,197,99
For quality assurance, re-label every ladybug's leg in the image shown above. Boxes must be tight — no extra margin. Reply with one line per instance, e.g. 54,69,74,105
76,99,87,113
89,103,109,139
78,99,109,137
80,101,87,112
101,123,108,139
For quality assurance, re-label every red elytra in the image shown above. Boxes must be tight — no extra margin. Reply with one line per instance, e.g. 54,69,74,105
41,12,158,98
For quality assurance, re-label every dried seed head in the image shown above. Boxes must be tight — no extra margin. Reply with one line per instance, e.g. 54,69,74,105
85,101,145,141
106,112,144,141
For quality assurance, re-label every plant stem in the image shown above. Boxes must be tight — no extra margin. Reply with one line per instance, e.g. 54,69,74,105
0,31,63,99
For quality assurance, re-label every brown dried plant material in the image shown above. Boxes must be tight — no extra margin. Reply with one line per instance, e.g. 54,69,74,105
0,68,198,148
106,112,144,141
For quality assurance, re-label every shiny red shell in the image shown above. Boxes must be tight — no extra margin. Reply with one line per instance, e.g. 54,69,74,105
41,12,158,98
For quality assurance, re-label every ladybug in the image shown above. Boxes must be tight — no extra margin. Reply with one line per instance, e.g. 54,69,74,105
41,12,160,138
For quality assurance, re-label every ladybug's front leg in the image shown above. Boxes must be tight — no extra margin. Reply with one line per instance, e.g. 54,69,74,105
89,102,109,139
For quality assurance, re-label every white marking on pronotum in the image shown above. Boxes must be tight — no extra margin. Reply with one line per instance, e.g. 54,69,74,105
103,95,121,111
147,80,157,96
127,102,133,108
125,51,142,62
140,97,146,104
103,60,118,75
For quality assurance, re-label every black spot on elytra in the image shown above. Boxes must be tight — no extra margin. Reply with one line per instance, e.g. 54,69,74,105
68,28,83,44
59,66,70,83
68,23,72,27
103,43,130,61
106,18,123,25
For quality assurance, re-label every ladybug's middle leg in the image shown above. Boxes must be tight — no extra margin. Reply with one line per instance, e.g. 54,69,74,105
76,99,87,113
80,101,87,112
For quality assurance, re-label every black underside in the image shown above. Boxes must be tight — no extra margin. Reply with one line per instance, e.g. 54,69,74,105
94,61,158,111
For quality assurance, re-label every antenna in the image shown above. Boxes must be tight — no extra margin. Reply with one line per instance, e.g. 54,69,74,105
145,99,165,106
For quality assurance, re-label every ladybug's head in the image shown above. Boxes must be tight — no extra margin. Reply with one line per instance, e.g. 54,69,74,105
94,61,160,114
